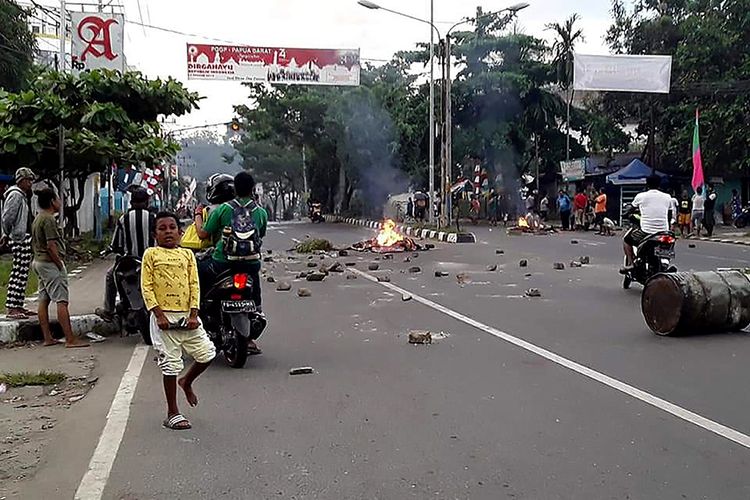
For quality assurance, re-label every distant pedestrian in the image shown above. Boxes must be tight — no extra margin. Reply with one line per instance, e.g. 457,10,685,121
703,184,717,237
142,212,215,430
558,190,571,230
525,191,536,215
601,217,616,236
691,187,705,236
470,196,480,224
31,189,89,348
406,197,414,219
539,194,549,221
594,187,607,234
731,189,742,221
573,190,587,230
1,168,37,319
677,191,692,237
669,192,679,232
488,191,499,226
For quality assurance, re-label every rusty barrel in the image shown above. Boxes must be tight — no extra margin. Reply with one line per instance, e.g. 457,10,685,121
641,270,750,336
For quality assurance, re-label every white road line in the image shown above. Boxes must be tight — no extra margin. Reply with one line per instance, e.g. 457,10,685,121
291,237,301,244
278,230,286,234
75,344,149,500
352,268,750,450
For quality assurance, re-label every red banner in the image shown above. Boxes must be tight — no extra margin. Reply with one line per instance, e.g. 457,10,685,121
187,44,360,86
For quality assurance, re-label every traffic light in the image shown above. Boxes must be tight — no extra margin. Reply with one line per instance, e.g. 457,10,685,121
230,120,241,132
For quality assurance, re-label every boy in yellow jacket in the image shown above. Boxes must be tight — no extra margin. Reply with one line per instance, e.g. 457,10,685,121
141,212,215,430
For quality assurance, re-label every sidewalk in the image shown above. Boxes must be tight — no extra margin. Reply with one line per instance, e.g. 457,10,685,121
691,225,750,246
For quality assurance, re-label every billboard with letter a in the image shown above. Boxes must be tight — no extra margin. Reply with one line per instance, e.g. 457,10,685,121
573,53,672,94
71,12,125,73
187,44,360,86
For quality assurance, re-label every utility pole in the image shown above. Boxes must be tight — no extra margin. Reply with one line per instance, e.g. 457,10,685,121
444,33,453,223
58,0,67,229
302,144,308,215
428,0,435,225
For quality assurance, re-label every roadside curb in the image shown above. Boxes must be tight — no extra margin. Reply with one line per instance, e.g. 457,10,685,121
0,314,120,344
324,215,477,243
693,237,750,247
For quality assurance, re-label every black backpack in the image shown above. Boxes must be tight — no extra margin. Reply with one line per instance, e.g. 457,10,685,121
222,199,262,260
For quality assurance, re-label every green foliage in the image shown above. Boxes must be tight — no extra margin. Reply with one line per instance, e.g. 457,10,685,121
294,238,333,253
0,371,66,387
0,0,36,92
0,69,201,179
602,0,750,174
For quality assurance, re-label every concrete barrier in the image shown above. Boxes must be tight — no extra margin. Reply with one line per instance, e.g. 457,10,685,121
323,215,477,244
0,314,121,344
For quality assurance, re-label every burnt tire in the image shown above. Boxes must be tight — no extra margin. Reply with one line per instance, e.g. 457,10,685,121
223,331,248,368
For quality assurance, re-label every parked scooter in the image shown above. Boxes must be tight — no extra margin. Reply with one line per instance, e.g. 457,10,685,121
733,206,750,228
100,249,151,345
200,268,267,368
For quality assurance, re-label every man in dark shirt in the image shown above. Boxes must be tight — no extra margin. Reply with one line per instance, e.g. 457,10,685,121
96,188,155,321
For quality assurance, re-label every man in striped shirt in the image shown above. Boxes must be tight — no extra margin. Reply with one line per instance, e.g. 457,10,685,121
96,188,155,321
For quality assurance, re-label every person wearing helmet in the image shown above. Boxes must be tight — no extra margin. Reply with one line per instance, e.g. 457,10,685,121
96,187,155,321
204,173,235,215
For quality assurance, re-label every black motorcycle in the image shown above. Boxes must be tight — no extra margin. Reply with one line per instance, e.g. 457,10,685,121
102,250,151,345
200,269,267,368
733,206,750,228
622,228,677,289
309,202,324,223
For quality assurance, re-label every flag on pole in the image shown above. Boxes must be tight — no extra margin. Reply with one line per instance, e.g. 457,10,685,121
691,108,704,193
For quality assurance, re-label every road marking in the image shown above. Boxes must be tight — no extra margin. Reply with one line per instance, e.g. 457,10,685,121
291,237,301,244
75,344,149,500
277,230,286,234
352,268,750,450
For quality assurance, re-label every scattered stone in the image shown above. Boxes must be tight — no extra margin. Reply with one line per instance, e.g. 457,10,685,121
377,275,391,282
382,254,394,260
486,264,498,272
434,271,449,277
266,276,276,283
404,257,411,263
308,256,314,260
519,260,528,268
408,330,432,344
571,240,579,244
402,294,412,302
570,261,582,268
688,243,696,248
368,263,380,271
297,288,312,297
306,272,326,282
525,273,532,277
579,256,591,265
346,274,358,280
345,262,357,267
495,249,505,255
319,255,325,260
327,262,344,273
412,253,419,258
267,249,273,254
338,249,349,257
307,262,318,268
408,266,422,273
86,376,99,385
525,288,542,298
425,243,435,250
456,273,470,285
276,282,292,292
553,262,565,270
68,395,85,403
263,256,273,263
289,367,314,375
373,256,381,261
48,390,59,397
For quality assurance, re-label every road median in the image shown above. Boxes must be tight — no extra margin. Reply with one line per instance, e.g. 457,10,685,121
323,215,476,243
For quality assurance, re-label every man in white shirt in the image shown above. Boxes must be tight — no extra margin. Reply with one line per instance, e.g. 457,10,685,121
691,187,705,236
621,175,673,272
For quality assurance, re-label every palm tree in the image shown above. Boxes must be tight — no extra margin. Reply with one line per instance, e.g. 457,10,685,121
545,14,585,160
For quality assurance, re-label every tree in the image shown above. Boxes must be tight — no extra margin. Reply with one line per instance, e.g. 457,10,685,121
0,0,36,92
0,69,201,228
602,0,750,174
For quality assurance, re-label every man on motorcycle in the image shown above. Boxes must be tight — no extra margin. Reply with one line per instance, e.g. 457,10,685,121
621,175,672,274
195,172,268,354
96,188,154,321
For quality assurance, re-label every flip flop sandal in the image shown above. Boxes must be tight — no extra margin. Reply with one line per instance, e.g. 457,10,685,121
163,414,192,430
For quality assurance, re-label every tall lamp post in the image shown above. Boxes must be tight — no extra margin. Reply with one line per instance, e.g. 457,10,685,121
358,0,439,225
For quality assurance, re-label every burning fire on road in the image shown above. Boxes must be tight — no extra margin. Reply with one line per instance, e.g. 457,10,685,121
351,219,420,253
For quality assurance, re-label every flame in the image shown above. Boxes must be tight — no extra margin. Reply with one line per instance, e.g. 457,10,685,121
517,217,529,228
376,219,405,247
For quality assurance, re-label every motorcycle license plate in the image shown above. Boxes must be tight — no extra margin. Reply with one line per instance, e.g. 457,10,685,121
654,247,674,258
221,300,255,313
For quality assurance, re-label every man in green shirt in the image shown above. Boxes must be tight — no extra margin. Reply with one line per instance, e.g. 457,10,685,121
195,172,268,352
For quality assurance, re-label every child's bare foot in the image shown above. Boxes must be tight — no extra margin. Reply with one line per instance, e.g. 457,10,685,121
65,338,90,348
178,377,198,407
43,338,63,346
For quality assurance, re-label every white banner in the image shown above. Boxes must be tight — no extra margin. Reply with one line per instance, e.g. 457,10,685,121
71,12,125,73
573,54,672,94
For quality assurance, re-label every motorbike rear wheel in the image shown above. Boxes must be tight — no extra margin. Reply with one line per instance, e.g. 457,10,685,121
223,329,248,368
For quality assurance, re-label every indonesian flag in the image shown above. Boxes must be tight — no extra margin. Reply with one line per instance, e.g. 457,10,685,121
691,108,704,193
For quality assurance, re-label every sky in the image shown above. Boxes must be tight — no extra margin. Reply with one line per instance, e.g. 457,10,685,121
109,0,614,129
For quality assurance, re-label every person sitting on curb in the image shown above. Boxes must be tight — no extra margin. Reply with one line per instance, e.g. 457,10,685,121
31,189,89,348
141,212,215,430
1,168,38,319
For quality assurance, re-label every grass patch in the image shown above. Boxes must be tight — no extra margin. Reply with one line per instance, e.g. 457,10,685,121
0,371,66,387
0,256,39,314
295,238,333,253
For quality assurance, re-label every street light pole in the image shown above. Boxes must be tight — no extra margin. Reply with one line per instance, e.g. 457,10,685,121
58,0,67,229
428,0,435,225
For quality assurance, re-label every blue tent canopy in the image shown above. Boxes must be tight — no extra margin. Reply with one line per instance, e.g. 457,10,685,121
606,159,668,186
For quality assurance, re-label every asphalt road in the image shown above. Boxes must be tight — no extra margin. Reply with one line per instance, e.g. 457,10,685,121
17,221,750,499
